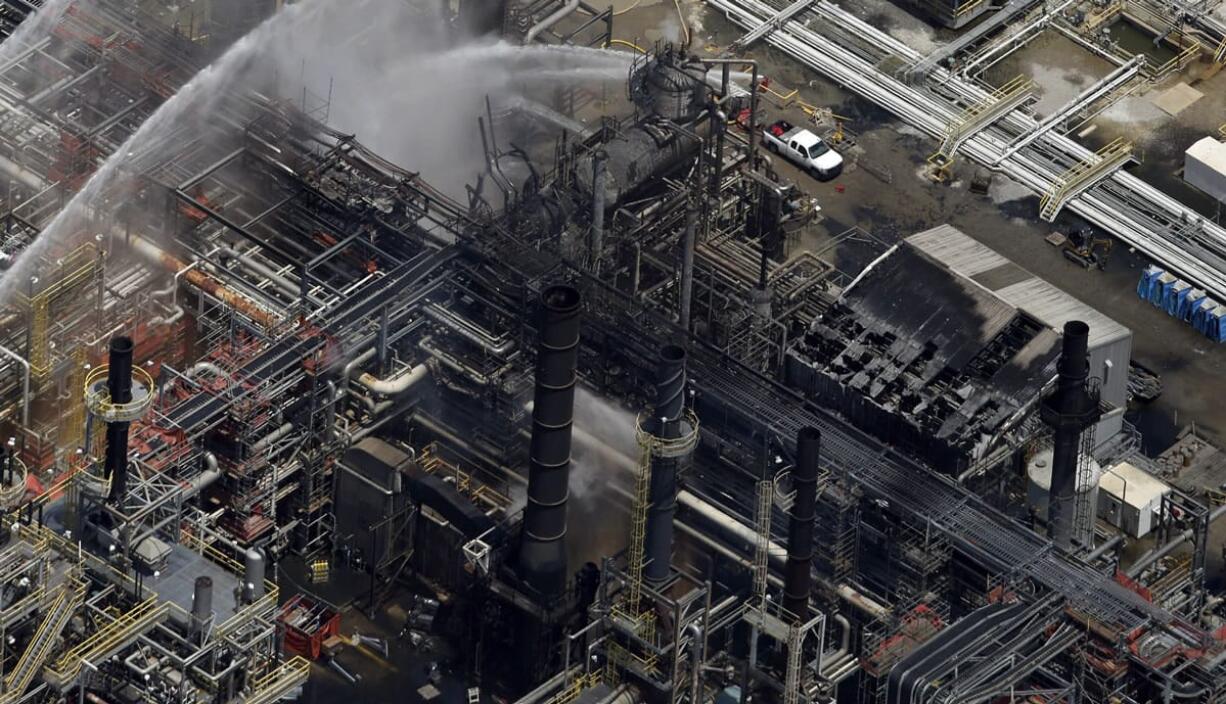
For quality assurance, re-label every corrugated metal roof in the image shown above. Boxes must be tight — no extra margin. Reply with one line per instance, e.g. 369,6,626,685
908,225,1131,348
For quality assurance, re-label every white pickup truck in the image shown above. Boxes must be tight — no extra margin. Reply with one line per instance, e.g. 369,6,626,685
761,120,844,181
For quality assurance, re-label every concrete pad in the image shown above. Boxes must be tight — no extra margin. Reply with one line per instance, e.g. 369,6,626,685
1151,82,1204,115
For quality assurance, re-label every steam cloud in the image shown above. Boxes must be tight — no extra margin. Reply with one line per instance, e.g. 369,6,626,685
510,388,636,567
0,0,633,303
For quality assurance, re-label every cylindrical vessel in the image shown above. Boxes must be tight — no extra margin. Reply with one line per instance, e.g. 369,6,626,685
645,345,687,583
190,576,213,642
518,285,582,598
679,205,697,331
243,548,266,603
590,151,607,267
105,336,134,503
783,427,820,622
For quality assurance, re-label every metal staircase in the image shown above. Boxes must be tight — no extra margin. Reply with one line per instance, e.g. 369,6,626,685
928,75,1035,174
45,598,171,689
0,581,83,703
1039,138,1134,222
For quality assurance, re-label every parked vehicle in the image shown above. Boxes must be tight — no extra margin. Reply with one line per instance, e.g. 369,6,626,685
762,119,844,180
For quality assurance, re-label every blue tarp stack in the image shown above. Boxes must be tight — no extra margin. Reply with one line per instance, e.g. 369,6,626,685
1138,267,1226,341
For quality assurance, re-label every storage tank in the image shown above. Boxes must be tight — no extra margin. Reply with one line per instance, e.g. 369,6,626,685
1026,447,1101,525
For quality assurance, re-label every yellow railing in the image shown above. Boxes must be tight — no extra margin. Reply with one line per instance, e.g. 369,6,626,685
62,347,88,453
1216,36,1226,63
954,0,984,17
1040,137,1133,221
930,75,1033,171
29,296,49,379
15,243,98,305
418,444,511,509
545,673,603,704
622,432,652,621
83,364,156,422
180,528,245,575
217,588,280,640
1151,41,1202,79
48,597,170,683
0,455,27,509
1082,1,1121,33
179,527,280,639
1,580,85,702
241,656,311,704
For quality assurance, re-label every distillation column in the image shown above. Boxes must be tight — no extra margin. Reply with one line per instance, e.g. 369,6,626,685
517,285,582,598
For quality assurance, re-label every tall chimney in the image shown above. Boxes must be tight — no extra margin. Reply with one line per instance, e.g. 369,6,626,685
517,284,582,598
1041,321,1101,551
105,336,134,503
783,427,820,622
644,345,687,583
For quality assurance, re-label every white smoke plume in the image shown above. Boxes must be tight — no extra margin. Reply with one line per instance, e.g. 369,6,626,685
508,387,637,566
0,0,633,302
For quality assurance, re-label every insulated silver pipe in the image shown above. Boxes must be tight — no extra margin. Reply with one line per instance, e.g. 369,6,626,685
0,345,30,427
524,0,580,44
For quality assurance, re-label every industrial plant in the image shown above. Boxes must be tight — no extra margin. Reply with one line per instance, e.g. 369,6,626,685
0,0,1225,702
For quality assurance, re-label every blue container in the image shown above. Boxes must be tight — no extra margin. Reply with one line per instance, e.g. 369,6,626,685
1138,266,1163,301
1193,298,1216,335
1181,289,1206,322
1151,272,1176,308
1166,280,1191,317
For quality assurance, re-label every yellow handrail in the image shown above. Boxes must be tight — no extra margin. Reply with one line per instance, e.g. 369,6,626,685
1152,41,1202,78
1,580,85,703
48,597,170,682
83,364,156,422
242,657,311,704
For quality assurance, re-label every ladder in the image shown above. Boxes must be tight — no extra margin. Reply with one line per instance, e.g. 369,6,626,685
784,623,803,704
622,429,654,620
753,480,773,605
29,295,50,379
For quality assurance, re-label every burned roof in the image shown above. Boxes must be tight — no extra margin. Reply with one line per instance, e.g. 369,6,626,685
785,230,1064,473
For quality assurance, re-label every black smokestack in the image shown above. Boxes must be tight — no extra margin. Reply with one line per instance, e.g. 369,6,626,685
1041,321,1101,551
105,336,134,503
644,345,686,583
783,427,820,622
517,285,582,598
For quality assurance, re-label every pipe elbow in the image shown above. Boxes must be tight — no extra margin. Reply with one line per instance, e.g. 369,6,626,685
357,364,429,396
